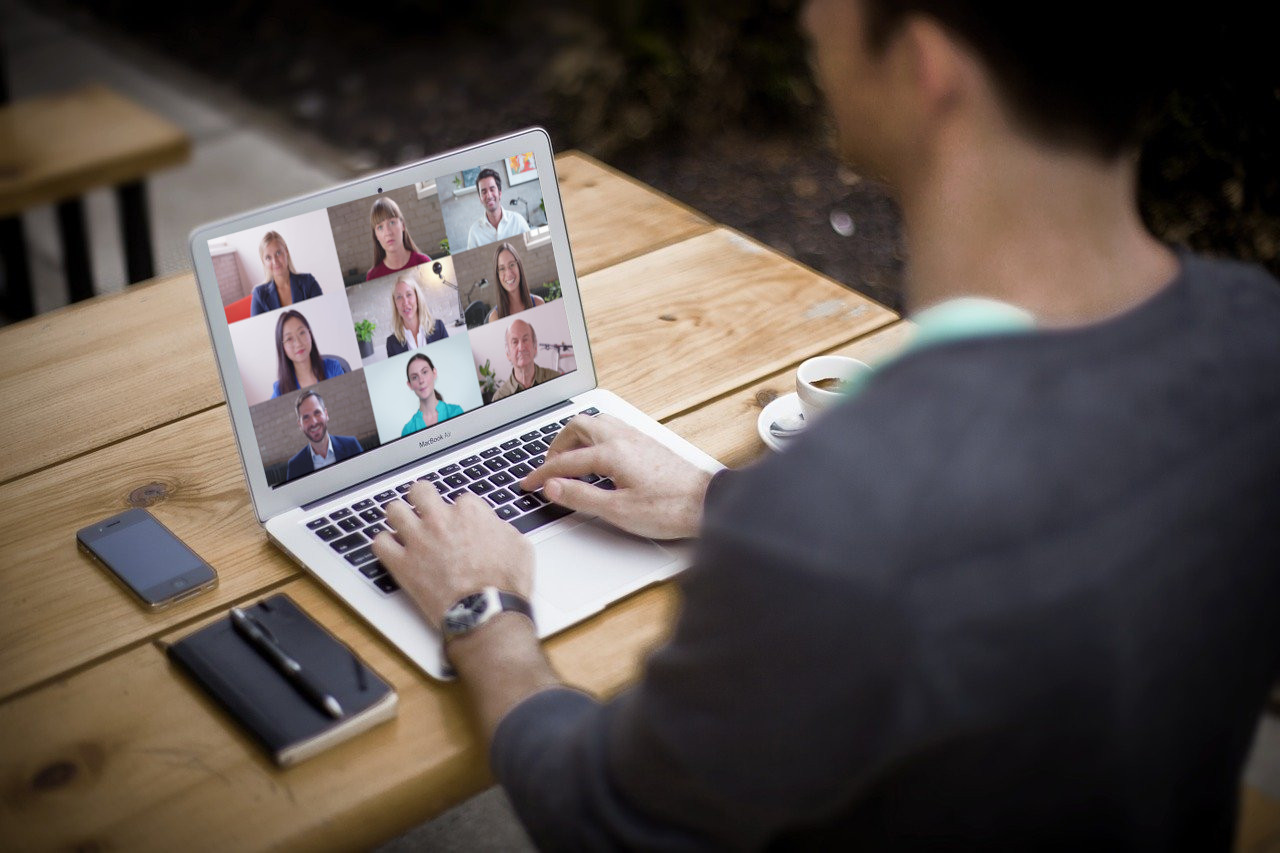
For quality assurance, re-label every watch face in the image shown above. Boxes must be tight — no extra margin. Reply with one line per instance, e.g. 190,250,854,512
443,591,490,635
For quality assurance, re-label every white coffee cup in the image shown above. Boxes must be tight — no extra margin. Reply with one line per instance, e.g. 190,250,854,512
796,355,871,421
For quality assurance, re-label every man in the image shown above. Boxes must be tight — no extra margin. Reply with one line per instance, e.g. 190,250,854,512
490,318,561,401
285,390,363,480
465,167,530,250
374,1,1280,847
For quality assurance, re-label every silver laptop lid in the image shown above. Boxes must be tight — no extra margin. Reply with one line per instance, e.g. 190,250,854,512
189,128,597,523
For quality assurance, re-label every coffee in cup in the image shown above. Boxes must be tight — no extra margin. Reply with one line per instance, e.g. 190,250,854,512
796,355,871,421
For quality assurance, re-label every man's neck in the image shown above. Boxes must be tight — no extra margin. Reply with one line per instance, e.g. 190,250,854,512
897,131,1178,328
486,208,503,228
310,435,330,457
513,363,535,387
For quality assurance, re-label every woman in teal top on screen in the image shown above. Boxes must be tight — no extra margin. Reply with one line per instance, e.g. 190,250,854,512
271,309,348,398
401,352,464,435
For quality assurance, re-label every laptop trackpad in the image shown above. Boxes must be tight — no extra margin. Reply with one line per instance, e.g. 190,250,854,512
534,520,674,615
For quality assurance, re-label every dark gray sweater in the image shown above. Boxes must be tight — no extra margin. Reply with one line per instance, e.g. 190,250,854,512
493,253,1280,850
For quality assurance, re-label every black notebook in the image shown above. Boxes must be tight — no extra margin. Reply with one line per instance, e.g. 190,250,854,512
167,593,398,767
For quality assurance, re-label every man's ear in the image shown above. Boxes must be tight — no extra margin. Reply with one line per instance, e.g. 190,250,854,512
901,15,967,120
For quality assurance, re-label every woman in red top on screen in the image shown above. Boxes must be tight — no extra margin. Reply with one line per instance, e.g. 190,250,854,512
365,197,430,281
271,309,348,398
484,242,544,324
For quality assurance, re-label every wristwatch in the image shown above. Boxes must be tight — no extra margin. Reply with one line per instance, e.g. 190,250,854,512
441,587,534,643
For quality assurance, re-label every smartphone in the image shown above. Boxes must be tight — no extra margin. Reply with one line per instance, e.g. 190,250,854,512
77,508,218,610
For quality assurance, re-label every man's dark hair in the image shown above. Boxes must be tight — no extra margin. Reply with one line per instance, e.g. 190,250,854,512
477,168,502,191
861,2,1181,159
295,389,325,415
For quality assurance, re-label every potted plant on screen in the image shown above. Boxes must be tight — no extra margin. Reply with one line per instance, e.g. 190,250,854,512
478,359,499,404
354,319,376,359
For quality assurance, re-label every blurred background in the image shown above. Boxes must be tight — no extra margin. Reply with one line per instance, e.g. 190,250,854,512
2,0,1276,320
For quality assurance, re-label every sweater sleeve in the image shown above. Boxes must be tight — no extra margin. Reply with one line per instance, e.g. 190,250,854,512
491,450,914,849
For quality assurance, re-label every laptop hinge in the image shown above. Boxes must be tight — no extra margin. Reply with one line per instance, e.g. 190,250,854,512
299,398,580,512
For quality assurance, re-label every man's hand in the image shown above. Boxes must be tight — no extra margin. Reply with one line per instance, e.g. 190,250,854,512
373,483,534,629
521,414,714,540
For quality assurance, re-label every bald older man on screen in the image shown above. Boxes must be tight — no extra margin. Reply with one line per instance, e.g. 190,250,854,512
491,318,561,401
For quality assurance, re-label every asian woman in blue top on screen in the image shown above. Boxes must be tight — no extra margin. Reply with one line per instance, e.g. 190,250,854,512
401,352,464,436
271,309,348,397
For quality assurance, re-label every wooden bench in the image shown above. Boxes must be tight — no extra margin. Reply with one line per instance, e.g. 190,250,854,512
0,84,191,320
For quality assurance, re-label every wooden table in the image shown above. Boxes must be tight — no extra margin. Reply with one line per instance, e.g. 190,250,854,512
0,85,192,316
0,151,907,851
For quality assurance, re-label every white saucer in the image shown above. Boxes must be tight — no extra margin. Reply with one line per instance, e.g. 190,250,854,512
757,392,806,452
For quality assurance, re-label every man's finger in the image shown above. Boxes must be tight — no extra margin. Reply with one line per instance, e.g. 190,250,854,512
544,418,592,455
371,527,405,567
543,476,614,518
522,446,603,489
381,499,426,545
406,480,448,521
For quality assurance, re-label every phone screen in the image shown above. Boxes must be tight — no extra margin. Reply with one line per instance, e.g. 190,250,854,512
80,510,216,605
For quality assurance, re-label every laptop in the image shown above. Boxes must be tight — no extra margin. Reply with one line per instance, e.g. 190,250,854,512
189,128,722,680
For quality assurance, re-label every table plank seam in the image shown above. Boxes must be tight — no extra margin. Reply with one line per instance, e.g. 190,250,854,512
573,224,715,278
0,401,227,490
0,572,302,708
562,150,716,228
645,312,897,423
712,221,903,309
653,320,910,427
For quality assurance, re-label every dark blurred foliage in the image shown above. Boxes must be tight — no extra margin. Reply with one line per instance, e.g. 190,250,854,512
58,0,1278,286
1137,18,1279,274
540,0,821,155
536,1,1278,277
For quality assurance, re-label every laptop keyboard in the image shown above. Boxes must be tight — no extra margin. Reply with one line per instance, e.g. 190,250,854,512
304,407,610,595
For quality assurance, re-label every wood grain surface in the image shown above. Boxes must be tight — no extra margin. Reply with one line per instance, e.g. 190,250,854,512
665,321,915,469
0,576,678,852
0,85,191,216
0,151,901,850
584,227,896,420
0,407,292,702
556,151,714,276
0,276,893,699
0,273,222,485
0,153,720,485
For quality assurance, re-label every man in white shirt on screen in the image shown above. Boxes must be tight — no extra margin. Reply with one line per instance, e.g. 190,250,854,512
466,168,530,250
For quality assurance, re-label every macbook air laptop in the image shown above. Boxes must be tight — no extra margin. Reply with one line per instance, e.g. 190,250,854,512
189,128,722,680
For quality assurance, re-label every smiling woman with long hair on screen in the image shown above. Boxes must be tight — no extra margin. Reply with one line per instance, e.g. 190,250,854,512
271,310,348,397
485,242,544,324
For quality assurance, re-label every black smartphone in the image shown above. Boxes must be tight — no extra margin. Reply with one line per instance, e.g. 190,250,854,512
76,508,218,610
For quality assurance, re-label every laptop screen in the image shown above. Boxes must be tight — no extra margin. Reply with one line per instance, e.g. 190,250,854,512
203,147,579,491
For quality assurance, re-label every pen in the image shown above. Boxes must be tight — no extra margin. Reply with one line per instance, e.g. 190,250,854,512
230,606,344,719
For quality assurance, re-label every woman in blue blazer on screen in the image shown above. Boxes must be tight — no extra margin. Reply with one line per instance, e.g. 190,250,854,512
271,309,348,398
250,231,323,316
